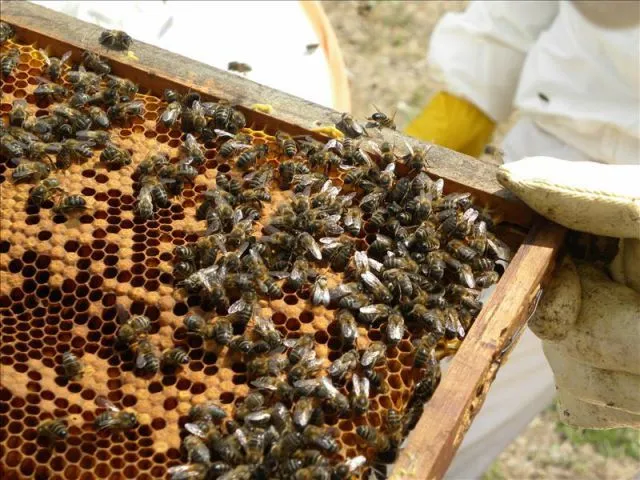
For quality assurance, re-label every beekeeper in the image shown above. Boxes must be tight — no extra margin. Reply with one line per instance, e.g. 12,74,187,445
406,1,639,478
30,0,351,112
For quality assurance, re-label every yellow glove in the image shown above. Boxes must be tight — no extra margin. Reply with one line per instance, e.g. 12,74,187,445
405,91,496,157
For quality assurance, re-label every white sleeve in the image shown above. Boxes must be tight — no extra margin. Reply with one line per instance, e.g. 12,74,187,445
427,1,558,122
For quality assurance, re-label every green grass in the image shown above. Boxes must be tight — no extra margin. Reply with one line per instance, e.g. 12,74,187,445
556,423,640,460
553,402,640,460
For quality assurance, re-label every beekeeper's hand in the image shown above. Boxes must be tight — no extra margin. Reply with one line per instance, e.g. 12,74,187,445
497,157,640,429
405,92,495,158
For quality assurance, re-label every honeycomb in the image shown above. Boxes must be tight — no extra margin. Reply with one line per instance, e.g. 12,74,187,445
0,32,501,479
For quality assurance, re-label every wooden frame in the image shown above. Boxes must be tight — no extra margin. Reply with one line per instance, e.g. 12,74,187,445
1,3,566,479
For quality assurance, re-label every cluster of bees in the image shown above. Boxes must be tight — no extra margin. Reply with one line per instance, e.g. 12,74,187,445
1,22,511,480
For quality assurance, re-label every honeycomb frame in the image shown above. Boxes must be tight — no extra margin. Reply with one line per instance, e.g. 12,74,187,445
0,7,565,480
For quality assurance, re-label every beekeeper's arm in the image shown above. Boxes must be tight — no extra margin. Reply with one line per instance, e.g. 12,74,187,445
498,158,640,428
406,1,558,156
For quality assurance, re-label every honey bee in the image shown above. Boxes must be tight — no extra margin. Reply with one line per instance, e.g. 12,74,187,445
350,373,370,415
281,334,313,366
332,455,367,480
181,434,211,464
360,271,393,303
1,48,19,77
317,377,349,415
366,105,396,130
116,308,151,346
100,143,132,167
227,61,252,74
182,100,207,134
94,396,138,432
135,179,155,220
29,178,64,207
62,351,84,380
107,100,144,122
167,464,208,480
39,49,71,81
218,133,253,159
303,425,339,454
37,418,68,442
228,291,258,326
160,101,182,129
189,402,227,423
12,160,51,184
134,337,160,374
9,99,29,127
180,133,205,167
413,334,438,369
253,315,284,349
284,258,310,291
66,65,102,92
334,310,358,348
236,144,269,170
360,341,386,369
275,131,297,158
356,425,391,452
161,347,189,367
338,291,371,311
310,275,330,307
326,350,357,383
34,78,68,102
475,270,500,288
287,350,323,384
99,29,132,51
385,310,405,345
53,194,87,215
335,112,366,138
0,21,15,45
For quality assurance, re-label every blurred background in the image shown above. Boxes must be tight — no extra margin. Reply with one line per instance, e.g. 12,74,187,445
322,1,640,479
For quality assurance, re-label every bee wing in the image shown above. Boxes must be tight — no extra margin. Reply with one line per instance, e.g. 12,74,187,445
135,351,148,369
228,297,249,314
59,50,73,64
269,270,289,280
354,251,369,272
361,271,385,290
167,465,203,479
38,48,51,65
346,455,367,472
232,208,244,225
432,178,445,197
294,378,321,396
319,376,339,397
35,76,52,85
250,376,277,391
305,236,322,261
213,129,235,139
487,235,512,261
115,303,129,324
184,422,207,439
234,428,248,449
360,139,383,158
462,208,479,224
351,373,363,396
383,162,396,173
96,396,120,412
368,257,384,273
359,304,385,315
311,281,330,306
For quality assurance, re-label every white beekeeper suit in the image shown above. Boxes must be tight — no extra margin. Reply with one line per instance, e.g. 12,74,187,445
31,0,351,112
423,2,640,479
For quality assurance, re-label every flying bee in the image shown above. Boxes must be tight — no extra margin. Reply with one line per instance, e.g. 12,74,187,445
335,112,366,138
360,341,386,369
53,194,87,214
182,434,211,464
227,61,252,73
34,78,68,102
0,21,15,45
134,337,160,374
1,48,19,77
100,143,131,167
236,144,269,170
37,418,68,442
161,347,189,368
107,100,144,122
367,104,396,130
99,29,133,51
62,351,84,380
94,396,138,432
9,99,29,127
12,159,51,184
38,49,71,81
310,275,330,307
29,178,64,207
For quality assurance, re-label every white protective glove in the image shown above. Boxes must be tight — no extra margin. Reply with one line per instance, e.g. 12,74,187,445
497,157,640,429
